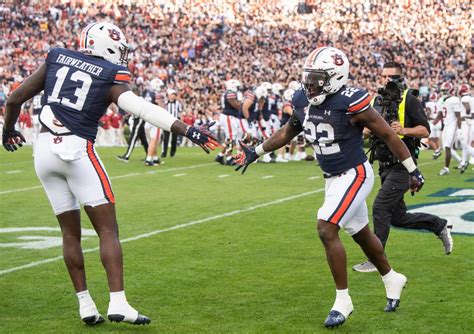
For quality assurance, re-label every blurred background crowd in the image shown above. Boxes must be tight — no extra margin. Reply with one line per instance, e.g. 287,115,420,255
0,0,472,144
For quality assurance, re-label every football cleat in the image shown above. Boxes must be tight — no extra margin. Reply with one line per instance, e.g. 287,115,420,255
117,155,129,163
384,298,400,312
438,167,449,176
324,310,351,328
275,156,289,163
225,157,236,166
459,161,470,174
215,155,225,165
383,272,407,312
432,150,442,159
108,313,151,325
82,314,105,326
438,221,453,255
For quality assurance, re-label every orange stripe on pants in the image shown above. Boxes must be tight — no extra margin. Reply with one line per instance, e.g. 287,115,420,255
87,141,115,204
329,164,366,224
226,116,233,139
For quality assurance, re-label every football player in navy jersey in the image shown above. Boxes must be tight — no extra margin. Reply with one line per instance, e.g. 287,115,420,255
234,47,425,328
216,79,242,165
2,22,218,326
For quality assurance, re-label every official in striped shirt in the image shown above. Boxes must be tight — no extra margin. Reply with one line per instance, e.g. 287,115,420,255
161,89,182,158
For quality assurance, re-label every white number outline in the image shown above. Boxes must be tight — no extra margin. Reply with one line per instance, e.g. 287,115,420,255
47,66,92,111
306,122,341,155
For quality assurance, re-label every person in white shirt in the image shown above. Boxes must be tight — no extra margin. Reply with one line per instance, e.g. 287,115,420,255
459,84,474,172
435,82,463,176
425,92,442,159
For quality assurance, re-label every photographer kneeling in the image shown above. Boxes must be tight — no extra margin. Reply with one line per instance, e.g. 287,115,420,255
353,62,454,273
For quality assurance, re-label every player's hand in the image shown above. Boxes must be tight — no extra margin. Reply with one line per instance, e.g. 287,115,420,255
185,121,220,154
409,169,425,195
2,128,26,152
233,141,259,175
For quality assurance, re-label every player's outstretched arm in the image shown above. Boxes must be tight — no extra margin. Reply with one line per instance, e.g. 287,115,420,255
234,121,300,174
3,64,46,151
109,84,219,153
351,106,424,193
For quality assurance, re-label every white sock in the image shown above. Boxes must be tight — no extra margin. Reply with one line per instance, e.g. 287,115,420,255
381,269,397,283
108,291,138,320
77,290,98,318
331,289,353,317
382,269,407,299
146,156,152,162
152,156,158,161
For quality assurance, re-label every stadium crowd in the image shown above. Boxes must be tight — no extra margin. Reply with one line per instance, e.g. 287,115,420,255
0,0,472,154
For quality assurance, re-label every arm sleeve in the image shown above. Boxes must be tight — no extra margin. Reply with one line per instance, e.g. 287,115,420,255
347,91,371,114
117,91,177,132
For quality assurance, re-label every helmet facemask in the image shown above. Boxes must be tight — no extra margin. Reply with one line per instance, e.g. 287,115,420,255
302,70,330,105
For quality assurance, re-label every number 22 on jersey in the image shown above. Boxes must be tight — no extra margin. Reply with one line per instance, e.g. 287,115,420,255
305,122,341,155
47,66,92,111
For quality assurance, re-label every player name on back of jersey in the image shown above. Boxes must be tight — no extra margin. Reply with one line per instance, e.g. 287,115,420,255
55,53,103,76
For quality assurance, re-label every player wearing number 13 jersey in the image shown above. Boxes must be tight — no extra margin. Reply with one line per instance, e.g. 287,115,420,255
2,22,218,327
234,47,426,328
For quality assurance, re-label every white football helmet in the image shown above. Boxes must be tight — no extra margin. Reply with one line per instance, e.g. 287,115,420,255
283,89,295,102
255,85,269,100
272,83,284,96
225,79,241,92
261,82,272,92
149,78,164,92
79,22,129,66
288,81,301,91
302,47,349,105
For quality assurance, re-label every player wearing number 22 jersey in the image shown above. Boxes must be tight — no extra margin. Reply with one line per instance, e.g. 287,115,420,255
3,22,218,327
234,47,426,328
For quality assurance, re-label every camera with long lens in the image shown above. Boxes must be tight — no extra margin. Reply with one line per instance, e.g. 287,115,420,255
368,80,405,164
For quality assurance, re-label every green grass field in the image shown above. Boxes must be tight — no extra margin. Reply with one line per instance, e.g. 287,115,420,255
0,146,473,333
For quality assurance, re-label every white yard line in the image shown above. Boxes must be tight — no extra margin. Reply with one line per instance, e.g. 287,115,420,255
6,170,22,174
308,176,320,180
173,173,187,177
261,175,274,179
218,174,230,178
0,163,215,195
0,188,324,276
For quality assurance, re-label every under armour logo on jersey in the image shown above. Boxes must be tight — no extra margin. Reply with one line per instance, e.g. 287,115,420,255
53,136,63,144
192,132,201,140
324,110,331,116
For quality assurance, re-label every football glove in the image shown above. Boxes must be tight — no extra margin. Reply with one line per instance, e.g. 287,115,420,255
409,168,424,195
185,121,219,154
234,141,259,175
2,128,26,152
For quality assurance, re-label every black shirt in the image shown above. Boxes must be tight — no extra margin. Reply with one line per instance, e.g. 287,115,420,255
372,89,430,162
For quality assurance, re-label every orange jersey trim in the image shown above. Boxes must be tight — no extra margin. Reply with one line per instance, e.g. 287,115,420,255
348,95,371,113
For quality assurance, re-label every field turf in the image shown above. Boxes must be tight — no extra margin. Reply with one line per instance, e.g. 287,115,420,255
0,146,473,333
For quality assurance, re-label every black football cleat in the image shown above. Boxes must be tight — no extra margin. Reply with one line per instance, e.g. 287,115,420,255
108,313,151,325
384,298,401,312
82,314,105,326
215,155,225,165
324,310,350,328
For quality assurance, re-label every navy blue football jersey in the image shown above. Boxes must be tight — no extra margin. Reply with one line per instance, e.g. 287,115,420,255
293,87,371,175
42,47,131,140
241,90,259,122
221,90,239,117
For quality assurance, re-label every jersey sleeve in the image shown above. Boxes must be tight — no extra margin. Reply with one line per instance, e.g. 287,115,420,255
346,89,371,114
226,90,237,99
45,48,61,64
113,69,131,84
